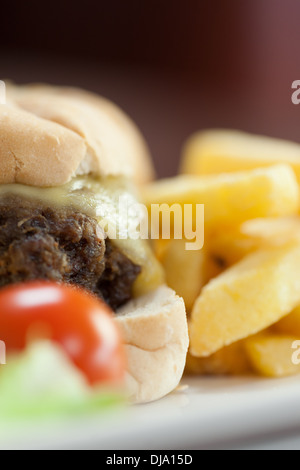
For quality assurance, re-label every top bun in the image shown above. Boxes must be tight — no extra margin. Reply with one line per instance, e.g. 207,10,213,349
1,83,154,187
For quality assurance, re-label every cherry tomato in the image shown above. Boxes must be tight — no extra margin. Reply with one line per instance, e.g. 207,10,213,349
0,282,126,386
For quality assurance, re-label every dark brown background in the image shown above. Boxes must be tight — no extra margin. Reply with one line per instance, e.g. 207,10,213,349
1,0,300,177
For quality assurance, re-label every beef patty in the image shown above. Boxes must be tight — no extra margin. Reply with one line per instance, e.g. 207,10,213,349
0,196,141,311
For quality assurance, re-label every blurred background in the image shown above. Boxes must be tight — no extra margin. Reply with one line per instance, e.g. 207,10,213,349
1,0,299,177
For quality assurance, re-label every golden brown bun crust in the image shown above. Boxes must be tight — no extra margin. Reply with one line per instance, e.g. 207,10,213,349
116,286,189,404
2,83,154,187
0,105,86,187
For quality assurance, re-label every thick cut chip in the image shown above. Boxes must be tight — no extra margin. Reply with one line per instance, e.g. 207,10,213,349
152,239,171,261
159,239,205,312
209,229,260,268
274,305,300,336
144,165,299,233
181,129,300,184
186,340,251,376
245,334,300,378
210,217,300,267
189,243,300,357
241,216,300,241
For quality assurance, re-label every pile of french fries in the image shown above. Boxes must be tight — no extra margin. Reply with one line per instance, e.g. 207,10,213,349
144,130,300,379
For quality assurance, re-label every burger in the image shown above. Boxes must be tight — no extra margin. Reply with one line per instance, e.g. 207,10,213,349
0,83,189,404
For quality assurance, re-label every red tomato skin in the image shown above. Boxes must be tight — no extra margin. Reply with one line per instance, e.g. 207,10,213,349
0,282,126,386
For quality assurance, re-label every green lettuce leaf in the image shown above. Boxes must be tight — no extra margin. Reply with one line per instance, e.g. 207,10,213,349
0,341,124,421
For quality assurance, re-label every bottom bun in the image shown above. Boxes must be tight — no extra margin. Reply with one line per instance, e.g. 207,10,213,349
116,286,189,404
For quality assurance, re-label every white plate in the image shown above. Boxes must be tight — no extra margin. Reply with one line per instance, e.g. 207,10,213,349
1,375,300,450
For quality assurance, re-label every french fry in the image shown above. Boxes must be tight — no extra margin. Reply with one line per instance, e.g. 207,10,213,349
209,228,260,267
186,340,251,376
245,333,300,378
202,253,225,284
143,165,299,233
172,128,300,379
159,238,205,312
151,239,171,261
181,129,300,184
209,217,300,267
242,216,300,241
274,305,300,336
189,242,300,357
